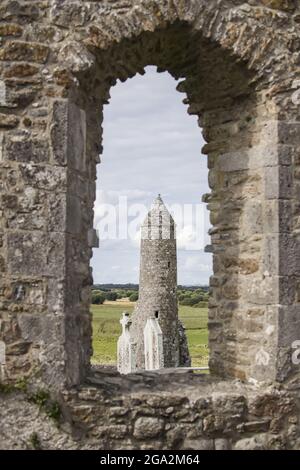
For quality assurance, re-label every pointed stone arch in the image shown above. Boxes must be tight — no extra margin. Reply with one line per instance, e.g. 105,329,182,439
0,0,299,389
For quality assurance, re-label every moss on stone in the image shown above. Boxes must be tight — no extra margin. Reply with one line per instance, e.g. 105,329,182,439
28,389,61,423
29,432,42,450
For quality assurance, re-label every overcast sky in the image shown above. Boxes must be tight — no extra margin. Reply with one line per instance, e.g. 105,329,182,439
91,66,212,285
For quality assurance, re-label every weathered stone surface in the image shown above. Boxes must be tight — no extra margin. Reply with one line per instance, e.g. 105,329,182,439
19,164,67,191
50,100,86,170
0,341,6,365
50,1,91,27
0,370,299,450
7,232,65,277
234,435,267,450
5,137,50,163
214,438,230,450
182,438,214,450
261,0,296,11
0,24,23,37
133,417,164,439
4,63,40,78
0,0,299,451
0,42,49,63
0,114,19,129
59,42,96,74
0,2,39,21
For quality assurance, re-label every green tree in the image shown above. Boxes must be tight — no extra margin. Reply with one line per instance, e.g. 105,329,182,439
91,291,105,305
105,291,118,301
129,292,138,302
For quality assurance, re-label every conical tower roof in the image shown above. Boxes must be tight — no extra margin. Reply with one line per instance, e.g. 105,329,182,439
141,195,175,240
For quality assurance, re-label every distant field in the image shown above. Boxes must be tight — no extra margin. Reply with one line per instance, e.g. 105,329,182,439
91,302,208,367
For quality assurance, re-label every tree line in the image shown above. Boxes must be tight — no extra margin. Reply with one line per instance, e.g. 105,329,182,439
91,286,209,308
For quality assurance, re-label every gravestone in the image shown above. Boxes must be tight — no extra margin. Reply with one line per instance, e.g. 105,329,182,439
144,317,164,370
117,313,137,375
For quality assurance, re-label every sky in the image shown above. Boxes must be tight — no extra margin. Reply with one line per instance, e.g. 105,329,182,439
91,66,212,285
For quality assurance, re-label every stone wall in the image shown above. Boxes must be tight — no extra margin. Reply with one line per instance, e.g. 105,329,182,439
0,0,300,450
1,370,300,450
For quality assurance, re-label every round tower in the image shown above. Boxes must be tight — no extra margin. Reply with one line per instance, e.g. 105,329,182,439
130,195,183,369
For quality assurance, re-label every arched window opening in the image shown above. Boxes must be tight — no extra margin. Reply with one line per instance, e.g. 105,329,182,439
90,66,211,372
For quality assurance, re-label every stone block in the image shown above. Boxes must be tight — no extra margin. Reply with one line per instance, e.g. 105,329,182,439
20,164,67,191
8,280,46,306
50,100,68,166
51,100,86,171
279,234,300,276
278,122,300,146
5,136,50,163
217,144,291,169
0,113,19,129
277,145,293,166
0,24,23,37
264,166,292,200
217,150,250,172
240,274,279,305
88,229,99,248
7,232,65,277
133,417,164,439
182,439,214,450
278,305,300,347
50,1,90,27
261,0,296,11
6,340,31,356
0,41,49,63
7,232,46,276
106,425,128,440
262,234,279,275
47,233,66,277
240,199,263,235
263,200,292,234
47,193,67,232
4,63,39,79
234,435,267,450
214,438,230,450
0,132,3,161
47,278,66,313
0,81,6,107
237,419,270,433
66,195,82,235
0,341,6,365
0,2,39,21
59,42,96,74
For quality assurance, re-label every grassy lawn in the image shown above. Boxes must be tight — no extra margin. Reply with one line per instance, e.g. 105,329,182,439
91,302,208,367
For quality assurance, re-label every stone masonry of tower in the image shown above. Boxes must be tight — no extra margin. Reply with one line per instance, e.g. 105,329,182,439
130,196,191,369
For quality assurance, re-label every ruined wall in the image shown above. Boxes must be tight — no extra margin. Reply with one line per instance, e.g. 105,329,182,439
1,371,300,450
0,0,300,450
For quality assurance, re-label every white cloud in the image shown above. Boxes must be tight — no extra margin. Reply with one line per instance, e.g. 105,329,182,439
183,256,211,272
91,66,212,285
177,225,199,250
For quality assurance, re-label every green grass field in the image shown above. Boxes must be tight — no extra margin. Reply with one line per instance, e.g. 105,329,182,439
91,302,208,367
